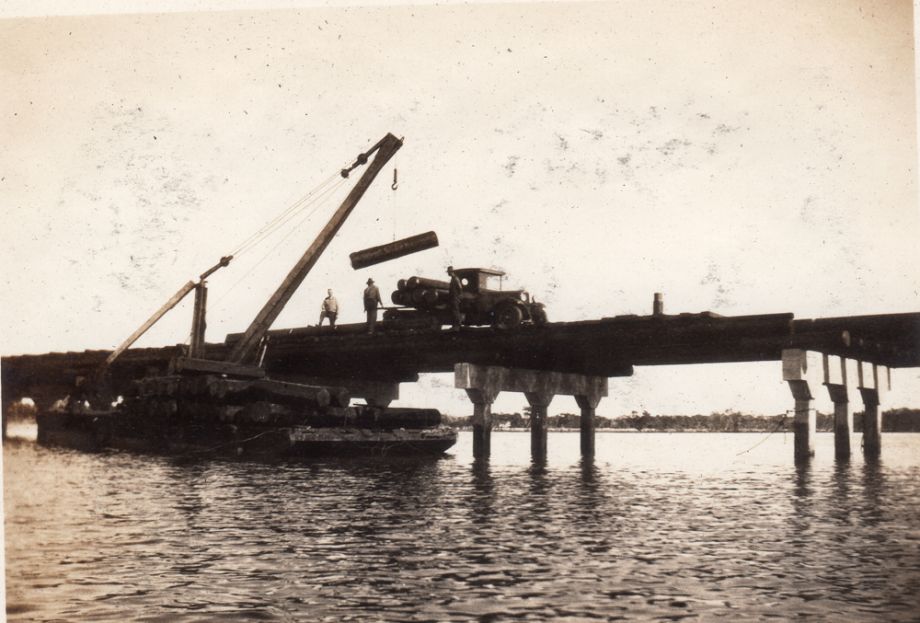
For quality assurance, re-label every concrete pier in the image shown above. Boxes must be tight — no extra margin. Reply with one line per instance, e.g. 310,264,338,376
525,391,553,461
823,355,852,459
465,387,499,458
575,394,600,456
455,363,607,459
858,361,887,458
782,349,818,460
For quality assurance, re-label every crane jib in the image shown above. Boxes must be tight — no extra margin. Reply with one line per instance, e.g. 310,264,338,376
227,133,404,365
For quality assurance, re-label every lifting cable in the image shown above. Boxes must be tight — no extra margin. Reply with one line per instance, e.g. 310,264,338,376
176,174,350,345
226,135,388,261
229,170,342,258
214,176,348,305
176,136,398,345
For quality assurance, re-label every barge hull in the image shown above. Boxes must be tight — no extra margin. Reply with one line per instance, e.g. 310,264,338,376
36,411,457,458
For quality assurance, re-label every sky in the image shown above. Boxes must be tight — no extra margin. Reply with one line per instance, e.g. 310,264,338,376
1,0,918,417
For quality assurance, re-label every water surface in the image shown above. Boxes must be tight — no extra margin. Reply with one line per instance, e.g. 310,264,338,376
5,429,920,621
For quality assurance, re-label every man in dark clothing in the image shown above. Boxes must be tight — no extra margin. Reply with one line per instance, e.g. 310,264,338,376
363,278,382,334
447,266,463,331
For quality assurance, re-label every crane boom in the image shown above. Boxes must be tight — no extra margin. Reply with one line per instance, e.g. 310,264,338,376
227,132,403,364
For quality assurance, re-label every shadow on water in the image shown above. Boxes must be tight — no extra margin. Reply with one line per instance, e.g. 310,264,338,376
8,432,920,621
579,456,599,485
469,457,495,525
792,458,812,502
830,458,852,510
784,459,814,566
861,455,885,527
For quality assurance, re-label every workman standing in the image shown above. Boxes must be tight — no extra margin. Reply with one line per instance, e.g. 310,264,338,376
319,289,338,327
447,266,463,331
363,278,383,334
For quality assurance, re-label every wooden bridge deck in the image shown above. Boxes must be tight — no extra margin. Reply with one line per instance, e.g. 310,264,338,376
3,310,918,406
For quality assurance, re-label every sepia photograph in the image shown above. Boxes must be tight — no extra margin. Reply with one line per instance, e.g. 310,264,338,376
2,0,920,620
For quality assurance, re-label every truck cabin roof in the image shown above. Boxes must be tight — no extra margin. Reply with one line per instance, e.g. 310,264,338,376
453,267,506,292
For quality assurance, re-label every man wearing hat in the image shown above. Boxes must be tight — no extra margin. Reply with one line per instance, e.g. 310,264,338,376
363,278,383,334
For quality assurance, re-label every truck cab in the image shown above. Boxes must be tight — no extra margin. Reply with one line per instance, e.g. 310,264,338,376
451,268,546,329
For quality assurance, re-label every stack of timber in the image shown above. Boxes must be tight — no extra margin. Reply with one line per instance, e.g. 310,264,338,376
35,373,456,458
390,276,452,308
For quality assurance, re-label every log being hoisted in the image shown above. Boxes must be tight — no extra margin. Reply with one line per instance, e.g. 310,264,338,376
349,231,439,270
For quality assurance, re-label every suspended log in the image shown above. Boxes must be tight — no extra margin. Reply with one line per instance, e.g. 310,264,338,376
349,231,439,270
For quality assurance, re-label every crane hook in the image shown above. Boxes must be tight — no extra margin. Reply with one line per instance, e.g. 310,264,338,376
391,168,398,191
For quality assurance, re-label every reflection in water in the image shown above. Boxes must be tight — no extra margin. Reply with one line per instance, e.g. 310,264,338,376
468,458,494,526
793,459,812,500
861,456,885,527
5,432,920,622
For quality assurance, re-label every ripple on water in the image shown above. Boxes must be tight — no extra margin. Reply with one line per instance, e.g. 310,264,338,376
5,432,920,621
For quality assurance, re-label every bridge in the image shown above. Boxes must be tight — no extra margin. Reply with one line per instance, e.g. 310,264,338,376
4,305,918,461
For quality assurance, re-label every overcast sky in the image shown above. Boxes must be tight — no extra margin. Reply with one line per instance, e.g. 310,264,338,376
2,0,918,416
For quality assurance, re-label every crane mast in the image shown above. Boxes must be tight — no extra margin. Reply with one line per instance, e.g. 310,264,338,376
98,133,402,386
227,132,403,364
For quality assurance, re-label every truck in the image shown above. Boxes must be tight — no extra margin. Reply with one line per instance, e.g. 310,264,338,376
384,267,548,329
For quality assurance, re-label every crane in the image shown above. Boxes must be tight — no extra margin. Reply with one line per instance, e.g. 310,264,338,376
97,132,403,385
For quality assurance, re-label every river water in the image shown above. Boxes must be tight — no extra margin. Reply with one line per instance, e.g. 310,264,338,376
4,428,920,621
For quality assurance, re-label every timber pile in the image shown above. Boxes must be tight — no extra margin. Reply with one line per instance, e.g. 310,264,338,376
120,373,441,429
390,276,452,309
124,374,352,427
130,375,350,408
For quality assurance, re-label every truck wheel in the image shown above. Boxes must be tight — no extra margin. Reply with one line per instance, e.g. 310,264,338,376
531,307,548,325
494,304,524,330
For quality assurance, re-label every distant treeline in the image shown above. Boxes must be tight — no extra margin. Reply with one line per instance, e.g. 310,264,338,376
442,408,920,432
8,400,920,432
